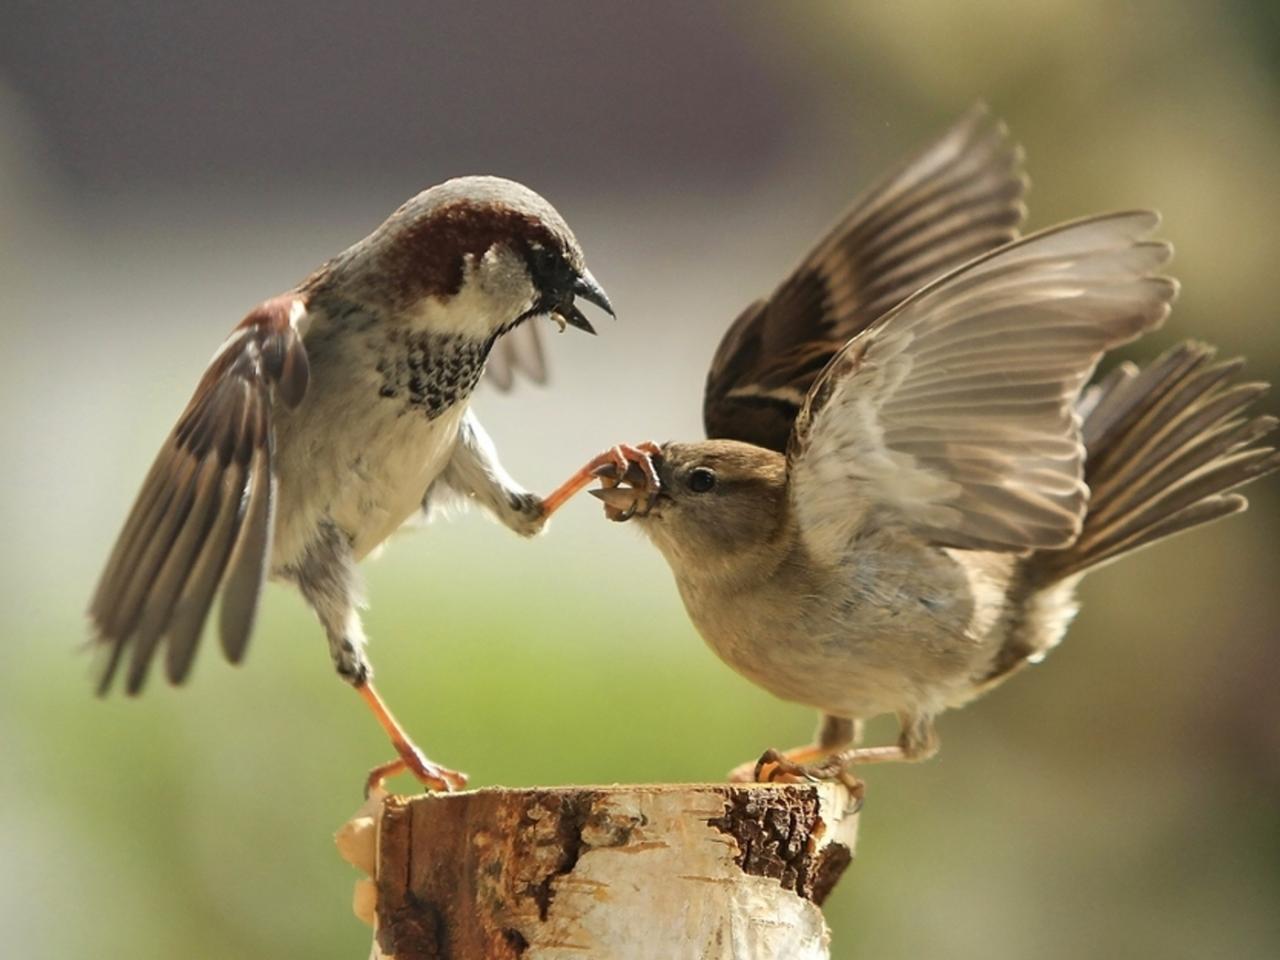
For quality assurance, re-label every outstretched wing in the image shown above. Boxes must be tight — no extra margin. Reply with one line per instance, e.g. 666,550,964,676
704,105,1028,452
787,212,1177,566
88,296,310,694
484,321,548,391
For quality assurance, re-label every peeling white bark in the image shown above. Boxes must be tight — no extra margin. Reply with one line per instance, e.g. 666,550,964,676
337,783,859,960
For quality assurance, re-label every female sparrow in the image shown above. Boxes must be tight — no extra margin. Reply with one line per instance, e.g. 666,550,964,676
565,112,1278,788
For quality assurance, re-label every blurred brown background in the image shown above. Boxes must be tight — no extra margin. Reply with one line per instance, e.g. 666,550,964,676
2,2,1278,957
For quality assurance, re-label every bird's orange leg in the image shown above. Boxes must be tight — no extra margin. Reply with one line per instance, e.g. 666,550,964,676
728,743,836,783
743,714,938,808
728,715,858,783
357,681,468,796
539,442,662,517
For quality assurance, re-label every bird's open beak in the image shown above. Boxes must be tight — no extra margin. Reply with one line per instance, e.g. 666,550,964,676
555,268,614,335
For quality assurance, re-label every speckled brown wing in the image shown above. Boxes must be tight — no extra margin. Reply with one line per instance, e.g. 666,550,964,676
703,105,1028,453
88,296,310,694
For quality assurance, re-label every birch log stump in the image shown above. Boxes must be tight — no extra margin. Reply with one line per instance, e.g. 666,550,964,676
337,783,860,960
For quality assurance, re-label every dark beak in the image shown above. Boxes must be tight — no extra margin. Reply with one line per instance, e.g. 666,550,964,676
573,268,614,316
556,268,613,334
558,302,596,335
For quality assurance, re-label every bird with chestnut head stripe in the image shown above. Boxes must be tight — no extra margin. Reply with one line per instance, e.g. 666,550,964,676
89,175,614,792
558,109,1279,795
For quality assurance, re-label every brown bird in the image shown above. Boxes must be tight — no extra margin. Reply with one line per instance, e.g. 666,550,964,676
88,176,613,791
564,110,1279,789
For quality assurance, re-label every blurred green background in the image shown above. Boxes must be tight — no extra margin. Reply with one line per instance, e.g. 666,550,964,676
3,2,1279,957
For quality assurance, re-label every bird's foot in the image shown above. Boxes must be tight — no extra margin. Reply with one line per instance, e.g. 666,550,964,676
541,442,662,519
364,746,468,798
731,747,865,810
356,681,468,796
588,442,663,521
728,744,827,783
504,490,549,538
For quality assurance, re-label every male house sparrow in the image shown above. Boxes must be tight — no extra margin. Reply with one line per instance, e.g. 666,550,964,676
567,111,1279,786
89,176,613,790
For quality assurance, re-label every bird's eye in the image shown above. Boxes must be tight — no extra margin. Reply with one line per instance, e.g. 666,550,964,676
530,244,559,278
688,467,717,493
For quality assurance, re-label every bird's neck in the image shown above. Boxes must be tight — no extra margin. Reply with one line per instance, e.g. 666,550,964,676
650,510,797,597
306,295,502,421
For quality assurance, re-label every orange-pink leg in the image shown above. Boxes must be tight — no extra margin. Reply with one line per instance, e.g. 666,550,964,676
539,442,661,517
358,682,468,796
732,715,937,809
728,744,836,783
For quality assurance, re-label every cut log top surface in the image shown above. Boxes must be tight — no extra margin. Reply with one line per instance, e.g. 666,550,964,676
337,782,860,960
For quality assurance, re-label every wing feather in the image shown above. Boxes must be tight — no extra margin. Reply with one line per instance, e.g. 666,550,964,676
165,458,249,683
704,105,1028,451
219,426,275,665
90,296,308,694
787,212,1178,563
484,321,548,391
1029,342,1279,580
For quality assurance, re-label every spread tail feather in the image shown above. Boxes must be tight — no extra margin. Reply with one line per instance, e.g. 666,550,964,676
1031,340,1279,584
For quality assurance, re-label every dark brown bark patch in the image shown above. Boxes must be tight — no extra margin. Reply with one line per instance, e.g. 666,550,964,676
707,785,853,903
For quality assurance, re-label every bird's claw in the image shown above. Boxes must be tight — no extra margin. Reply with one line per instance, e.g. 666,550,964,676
591,442,661,483
589,442,662,521
753,748,816,784
364,747,468,798
540,442,662,520
735,748,866,811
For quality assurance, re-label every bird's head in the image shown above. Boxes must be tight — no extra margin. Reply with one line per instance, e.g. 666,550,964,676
593,440,791,573
322,175,612,338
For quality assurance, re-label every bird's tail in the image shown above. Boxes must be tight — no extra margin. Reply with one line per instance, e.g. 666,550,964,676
1030,340,1278,585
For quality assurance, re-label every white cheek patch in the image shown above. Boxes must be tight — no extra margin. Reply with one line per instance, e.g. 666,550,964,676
289,297,311,337
402,248,537,337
